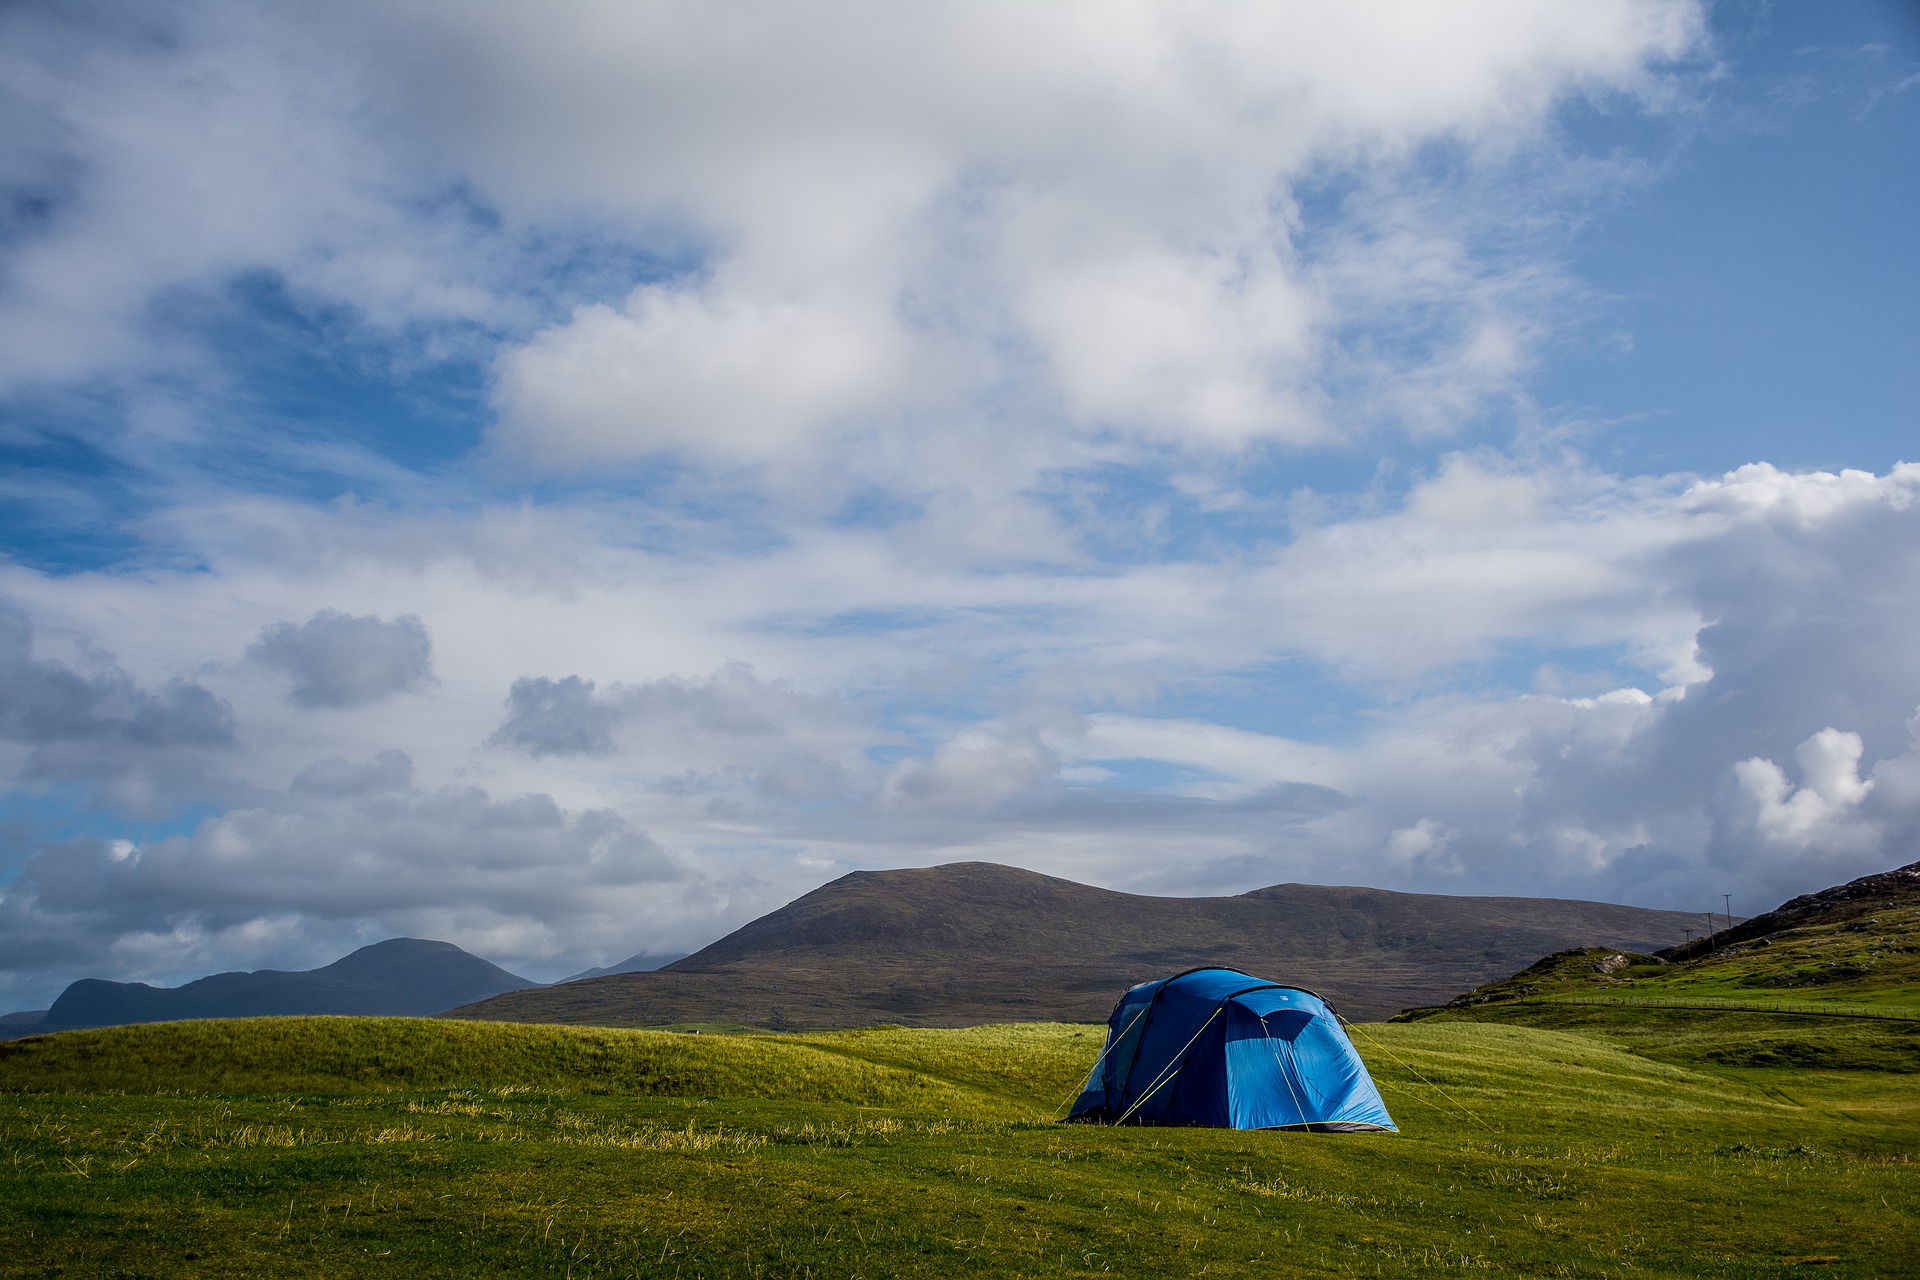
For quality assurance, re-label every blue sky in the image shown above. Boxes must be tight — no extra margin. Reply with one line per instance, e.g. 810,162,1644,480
0,1,1916,1006
1546,2,1919,476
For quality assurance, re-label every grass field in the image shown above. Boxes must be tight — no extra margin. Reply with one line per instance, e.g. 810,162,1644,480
0,1013,1914,1278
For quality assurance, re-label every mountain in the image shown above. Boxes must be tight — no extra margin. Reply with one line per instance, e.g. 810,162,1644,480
449,861,1705,1027
559,952,689,984
1439,858,1920,1010
11,939,537,1037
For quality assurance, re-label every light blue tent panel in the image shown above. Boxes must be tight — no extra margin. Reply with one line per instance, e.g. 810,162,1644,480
1066,967,1395,1132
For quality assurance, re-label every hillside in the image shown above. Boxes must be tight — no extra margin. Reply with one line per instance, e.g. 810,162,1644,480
13,939,535,1037
452,861,1703,1026
1,1015,1914,1277
1436,858,1920,1013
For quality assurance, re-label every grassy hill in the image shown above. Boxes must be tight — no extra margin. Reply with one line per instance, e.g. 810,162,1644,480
1,1014,1914,1277
452,861,1706,1027
1395,858,1920,1104
0,1016,1079,1111
1420,858,1920,1017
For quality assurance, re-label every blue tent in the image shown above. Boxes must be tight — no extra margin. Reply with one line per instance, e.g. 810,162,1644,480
1066,967,1395,1131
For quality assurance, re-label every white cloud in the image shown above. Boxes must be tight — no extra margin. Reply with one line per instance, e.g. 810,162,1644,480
3,456,1919,1001
249,610,434,709
1009,233,1321,446
0,607,235,818
1060,715,1343,794
1386,819,1462,877
0,3,509,394
0,775,697,984
459,0,1698,466
881,727,1060,813
2,1,1702,474
494,284,914,466
1731,728,1879,854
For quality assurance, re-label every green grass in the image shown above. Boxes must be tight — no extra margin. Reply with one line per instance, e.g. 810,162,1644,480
1,1015,1915,1277
1403,999,1920,1073
1530,994,1919,1020
0,1018,1009,1110
1444,903,1920,1018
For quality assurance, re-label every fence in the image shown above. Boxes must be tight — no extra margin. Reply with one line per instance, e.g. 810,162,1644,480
1524,993,1920,1022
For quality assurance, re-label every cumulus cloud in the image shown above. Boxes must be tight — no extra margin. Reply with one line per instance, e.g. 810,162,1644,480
987,463,1920,904
0,2,508,393
1730,729,1879,853
491,676,620,757
290,749,414,798
0,612,231,751
491,662,842,762
625,662,835,739
0,1,1703,487
881,728,1060,812
0,775,691,996
0,607,233,814
495,285,914,466
461,0,1699,468
249,610,433,709
1385,819,1461,877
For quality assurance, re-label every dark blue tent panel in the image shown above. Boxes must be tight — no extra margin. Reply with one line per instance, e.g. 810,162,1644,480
1066,968,1395,1131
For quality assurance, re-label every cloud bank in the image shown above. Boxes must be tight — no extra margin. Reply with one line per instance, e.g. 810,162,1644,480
7,455,1917,1008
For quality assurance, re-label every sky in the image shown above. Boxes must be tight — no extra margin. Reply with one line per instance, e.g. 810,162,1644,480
1,0,1916,1008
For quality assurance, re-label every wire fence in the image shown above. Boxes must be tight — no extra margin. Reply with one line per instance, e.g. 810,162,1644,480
1525,993,1920,1022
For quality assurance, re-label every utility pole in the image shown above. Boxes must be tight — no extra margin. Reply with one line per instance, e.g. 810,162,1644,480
1705,911,1716,953
1723,893,1733,933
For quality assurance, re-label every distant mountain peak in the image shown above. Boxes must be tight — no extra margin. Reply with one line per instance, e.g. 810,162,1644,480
30,939,536,1034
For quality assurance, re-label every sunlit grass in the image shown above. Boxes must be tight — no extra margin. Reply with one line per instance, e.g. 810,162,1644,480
1,1015,1914,1277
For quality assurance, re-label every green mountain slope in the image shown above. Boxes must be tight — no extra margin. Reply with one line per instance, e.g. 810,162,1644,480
452,860,1705,1026
1404,859,1920,1080
1434,858,1920,1014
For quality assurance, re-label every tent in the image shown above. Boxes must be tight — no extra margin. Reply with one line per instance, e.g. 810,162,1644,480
1065,967,1395,1131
